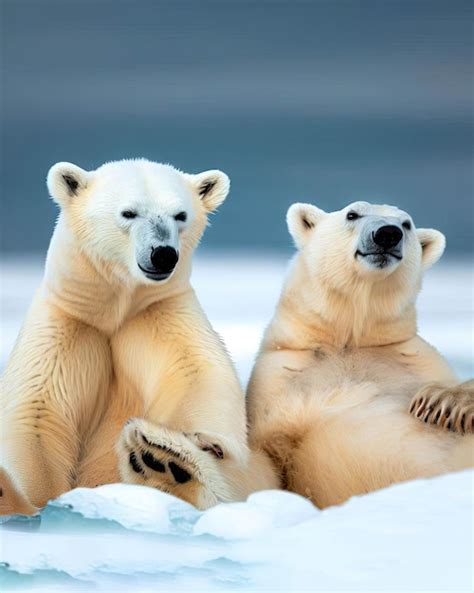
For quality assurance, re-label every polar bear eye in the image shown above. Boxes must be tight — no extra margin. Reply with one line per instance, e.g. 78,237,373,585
174,211,187,222
402,221,412,231
121,210,137,219
346,211,360,221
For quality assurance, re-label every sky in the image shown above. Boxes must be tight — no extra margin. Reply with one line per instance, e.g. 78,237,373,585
2,0,472,253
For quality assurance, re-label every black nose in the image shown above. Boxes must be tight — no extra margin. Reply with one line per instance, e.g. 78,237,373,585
373,225,403,249
150,246,179,274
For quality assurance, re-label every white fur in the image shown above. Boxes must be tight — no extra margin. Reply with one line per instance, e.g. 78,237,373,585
0,159,277,515
247,200,473,508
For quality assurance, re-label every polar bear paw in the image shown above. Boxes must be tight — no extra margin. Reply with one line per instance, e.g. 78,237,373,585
409,380,474,435
117,418,228,507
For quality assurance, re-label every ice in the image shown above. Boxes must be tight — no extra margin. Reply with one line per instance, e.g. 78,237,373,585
0,255,473,591
52,484,199,534
0,472,473,591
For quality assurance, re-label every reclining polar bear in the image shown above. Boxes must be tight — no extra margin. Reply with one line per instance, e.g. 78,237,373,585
247,200,473,508
0,158,276,515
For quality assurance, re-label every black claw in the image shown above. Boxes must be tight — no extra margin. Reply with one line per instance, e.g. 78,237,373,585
168,461,192,484
141,436,182,460
141,451,166,473
142,434,166,451
202,443,224,459
212,444,224,459
142,434,154,447
129,452,143,474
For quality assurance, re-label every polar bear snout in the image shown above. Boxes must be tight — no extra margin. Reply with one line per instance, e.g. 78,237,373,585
138,246,179,281
355,218,405,270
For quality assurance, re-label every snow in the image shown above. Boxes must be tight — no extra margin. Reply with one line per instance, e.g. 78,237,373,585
0,254,473,592
194,490,317,539
1,473,473,591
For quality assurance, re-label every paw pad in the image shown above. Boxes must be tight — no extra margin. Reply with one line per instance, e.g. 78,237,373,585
128,450,192,484
129,452,143,474
141,451,165,473
124,428,196,487
168,462,191,483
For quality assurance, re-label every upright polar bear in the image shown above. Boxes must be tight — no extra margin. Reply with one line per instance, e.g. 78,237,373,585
0,158,276,515
247,201,473,508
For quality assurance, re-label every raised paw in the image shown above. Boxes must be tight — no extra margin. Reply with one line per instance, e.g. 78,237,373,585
117,418,233,508
409,381,474,434
119,419,199,492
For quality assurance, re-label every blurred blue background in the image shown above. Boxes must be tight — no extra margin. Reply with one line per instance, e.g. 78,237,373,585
2,0,473,254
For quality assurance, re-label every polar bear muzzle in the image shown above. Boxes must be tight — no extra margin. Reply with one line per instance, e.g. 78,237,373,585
355,218,404,269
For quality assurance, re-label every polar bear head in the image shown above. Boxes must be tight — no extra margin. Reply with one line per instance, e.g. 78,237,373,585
47,159,229,285
287,200,445,305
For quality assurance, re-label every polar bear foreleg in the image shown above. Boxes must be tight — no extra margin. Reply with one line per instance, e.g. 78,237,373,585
0,311,111,514
113,293,280,507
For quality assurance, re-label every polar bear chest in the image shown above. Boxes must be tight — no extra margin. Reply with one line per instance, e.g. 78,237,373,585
279,345,425,404
109,313,199,429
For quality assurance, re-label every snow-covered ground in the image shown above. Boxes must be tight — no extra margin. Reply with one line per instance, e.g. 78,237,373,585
0,254,473,592
1,471,472,592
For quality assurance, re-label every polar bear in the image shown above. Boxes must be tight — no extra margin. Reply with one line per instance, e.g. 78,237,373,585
247,201,473,508
0,158,276,515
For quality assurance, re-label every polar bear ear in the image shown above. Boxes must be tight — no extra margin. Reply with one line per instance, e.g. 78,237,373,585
287,203,325,248
417,228,446,269
185,170,230,213
47,162,90,206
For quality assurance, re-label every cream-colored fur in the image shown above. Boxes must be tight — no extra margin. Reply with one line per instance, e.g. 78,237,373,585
0,159,277,515
247,201,473,508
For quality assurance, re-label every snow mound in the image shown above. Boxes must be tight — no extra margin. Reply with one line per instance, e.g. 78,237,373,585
53,484,197,534
1,470,472,592
194,489,318,539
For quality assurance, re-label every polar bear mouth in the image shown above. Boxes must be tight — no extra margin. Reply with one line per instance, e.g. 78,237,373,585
355,250,403,268
356,250,402,260
137,263,172,281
